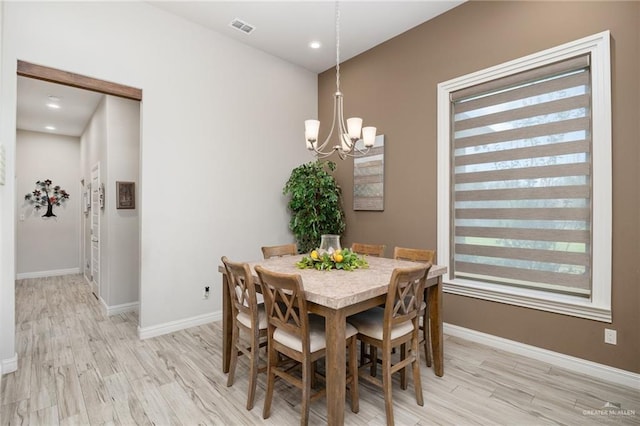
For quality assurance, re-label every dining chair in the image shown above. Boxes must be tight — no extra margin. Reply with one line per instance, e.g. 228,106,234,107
255,265,359,425
347,264,431,426
351,242,386,365
351,242,385,257
261,243,298,259
393,247,436,368
221,256,268,410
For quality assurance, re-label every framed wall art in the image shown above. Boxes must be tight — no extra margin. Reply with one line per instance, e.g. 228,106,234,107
116,181,135,209
353,134,384,211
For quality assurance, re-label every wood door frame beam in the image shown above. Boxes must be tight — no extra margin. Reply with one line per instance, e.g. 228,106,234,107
17,60,142,101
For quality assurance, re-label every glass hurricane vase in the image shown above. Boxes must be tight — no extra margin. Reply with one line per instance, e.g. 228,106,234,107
319,234,342,254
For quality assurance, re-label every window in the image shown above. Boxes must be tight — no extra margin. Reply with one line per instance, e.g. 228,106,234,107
437,32,612,322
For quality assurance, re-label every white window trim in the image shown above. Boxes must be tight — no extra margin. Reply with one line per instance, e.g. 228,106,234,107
437,31,612,322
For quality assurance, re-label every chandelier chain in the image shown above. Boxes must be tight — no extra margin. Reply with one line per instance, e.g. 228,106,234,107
335,1,341,92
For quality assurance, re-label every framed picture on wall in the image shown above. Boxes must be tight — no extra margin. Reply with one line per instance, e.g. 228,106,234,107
116,181,135,209
353,134,384,211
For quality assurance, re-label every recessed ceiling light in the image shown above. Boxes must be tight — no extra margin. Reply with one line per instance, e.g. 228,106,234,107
46,103,60,109
45,125,56,131
309,41,321,49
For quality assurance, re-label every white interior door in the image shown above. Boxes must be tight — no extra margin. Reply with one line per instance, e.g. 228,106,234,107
90,164,100,297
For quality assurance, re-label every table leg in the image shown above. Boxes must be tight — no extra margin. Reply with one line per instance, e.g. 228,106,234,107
428,277,444,377
324,309,346,426
222,273,231,373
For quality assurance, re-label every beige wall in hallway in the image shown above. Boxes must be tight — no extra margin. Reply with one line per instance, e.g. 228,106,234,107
319,1,639,373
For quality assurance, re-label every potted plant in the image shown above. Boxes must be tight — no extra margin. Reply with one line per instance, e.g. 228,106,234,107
283,160,346,253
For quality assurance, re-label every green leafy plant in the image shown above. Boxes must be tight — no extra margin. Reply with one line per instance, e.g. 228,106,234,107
283,161,346,253
297,248,368,271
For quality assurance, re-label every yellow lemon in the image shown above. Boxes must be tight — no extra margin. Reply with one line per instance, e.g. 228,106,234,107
334,253,344,263
310,250,319,260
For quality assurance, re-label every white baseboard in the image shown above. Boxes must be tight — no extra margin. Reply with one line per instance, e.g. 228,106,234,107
17,268,80,280
444,323,640,390
138,310,222,340
100,299,139,316
1,353,18,375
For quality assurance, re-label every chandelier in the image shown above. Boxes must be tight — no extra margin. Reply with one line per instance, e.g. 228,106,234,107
304,1,377,160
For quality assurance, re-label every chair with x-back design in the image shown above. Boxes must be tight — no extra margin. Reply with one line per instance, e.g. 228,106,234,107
393,247,436,367
221,256,268,410
255,265,359,425
348,264,431,426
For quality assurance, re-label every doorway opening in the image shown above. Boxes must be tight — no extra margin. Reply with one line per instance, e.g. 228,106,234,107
16,60,142,321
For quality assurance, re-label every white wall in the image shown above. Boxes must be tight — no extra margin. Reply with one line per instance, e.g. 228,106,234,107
1,1,316,367
0,0,8,376
104,96,139,307
80,95,141,310
16,130,80,277
80,96,108,301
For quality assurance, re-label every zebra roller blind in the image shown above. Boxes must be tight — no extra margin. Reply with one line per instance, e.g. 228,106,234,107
450,54,592,297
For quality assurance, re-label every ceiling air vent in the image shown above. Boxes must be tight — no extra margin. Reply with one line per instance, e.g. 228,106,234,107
229,18,255,35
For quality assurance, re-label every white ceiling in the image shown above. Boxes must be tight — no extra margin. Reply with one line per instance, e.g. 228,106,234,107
148,1,465,73
17,76,104,137
16,1,464,138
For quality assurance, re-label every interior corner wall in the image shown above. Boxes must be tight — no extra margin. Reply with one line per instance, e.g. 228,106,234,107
80,95,140,309
105,96,140,307
16,130,80,276
323,1,640,373
80,96,108,303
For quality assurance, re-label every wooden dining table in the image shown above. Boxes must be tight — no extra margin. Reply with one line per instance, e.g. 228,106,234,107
220,255,447,426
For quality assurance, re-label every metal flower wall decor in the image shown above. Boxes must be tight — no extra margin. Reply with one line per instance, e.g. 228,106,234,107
24,179,70,217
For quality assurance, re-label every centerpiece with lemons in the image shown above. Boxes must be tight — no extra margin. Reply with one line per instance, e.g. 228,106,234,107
296,248,369,271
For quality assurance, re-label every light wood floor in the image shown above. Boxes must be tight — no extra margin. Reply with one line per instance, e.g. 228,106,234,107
1,274,639,425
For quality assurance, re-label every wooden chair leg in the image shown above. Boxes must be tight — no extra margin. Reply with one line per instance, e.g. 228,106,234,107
400,343,407,390
227,326,239,387
359,341,368,366
382,346,395,426
423,309,432,367
348,336,359,413
310,361,317,389
246,335,259,410
301,359,311,426
412,339,424,406
370,346,378,377
262,344,277,419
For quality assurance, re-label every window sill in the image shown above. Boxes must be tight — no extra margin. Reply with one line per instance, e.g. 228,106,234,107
443,277,612,323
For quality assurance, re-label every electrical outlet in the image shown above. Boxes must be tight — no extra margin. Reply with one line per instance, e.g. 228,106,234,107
604,328,617,345
203,286,210,300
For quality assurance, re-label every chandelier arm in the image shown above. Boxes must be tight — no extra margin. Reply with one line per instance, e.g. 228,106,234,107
337,93,348,137
353,144,371,155
315,150,337,159
314,92,340,154
340,145,371,158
